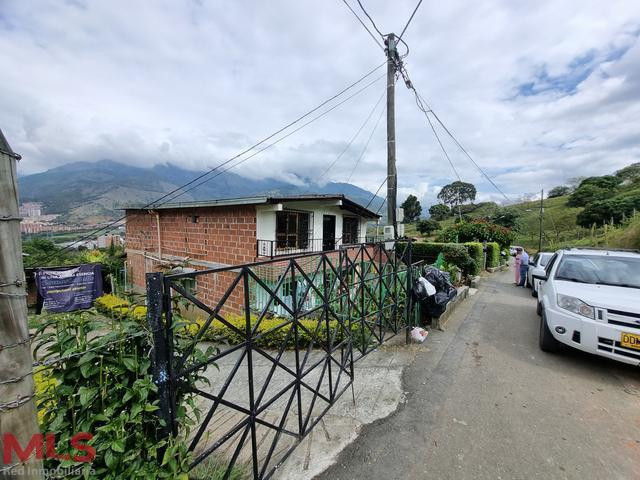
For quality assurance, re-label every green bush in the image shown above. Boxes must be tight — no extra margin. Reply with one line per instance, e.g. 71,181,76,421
410,242,447,264
464,242,484,272
33,312,199,479
437,220,515,249
442,244,478,276
485,242,500,268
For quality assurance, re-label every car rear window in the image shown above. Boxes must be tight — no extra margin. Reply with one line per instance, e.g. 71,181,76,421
539,253,552,266
554,255,640,288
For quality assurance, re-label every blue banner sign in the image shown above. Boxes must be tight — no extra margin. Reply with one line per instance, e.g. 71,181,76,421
36,264,103,313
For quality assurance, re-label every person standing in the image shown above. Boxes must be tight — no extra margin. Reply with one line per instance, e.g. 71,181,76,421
514,249,521,285
516,247,529,287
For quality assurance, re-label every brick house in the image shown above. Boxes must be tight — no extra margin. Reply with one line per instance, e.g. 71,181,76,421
124,194,380,316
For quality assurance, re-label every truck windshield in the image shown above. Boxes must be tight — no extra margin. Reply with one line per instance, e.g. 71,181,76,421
555,255,640,289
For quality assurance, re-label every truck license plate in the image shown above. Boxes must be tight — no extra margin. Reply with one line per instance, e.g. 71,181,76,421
620,332,640,351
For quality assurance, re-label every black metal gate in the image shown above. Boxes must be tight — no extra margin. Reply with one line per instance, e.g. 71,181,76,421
146,241,416,479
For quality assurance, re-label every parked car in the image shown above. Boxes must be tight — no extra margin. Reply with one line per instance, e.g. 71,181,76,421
509,245,522,256
526,252,553,295
534,248,640,365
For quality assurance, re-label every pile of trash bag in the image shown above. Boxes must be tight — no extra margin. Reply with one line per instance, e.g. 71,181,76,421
411,266,458,318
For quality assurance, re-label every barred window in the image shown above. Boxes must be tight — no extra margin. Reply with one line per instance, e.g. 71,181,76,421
343,217,359,244
276,211,311,249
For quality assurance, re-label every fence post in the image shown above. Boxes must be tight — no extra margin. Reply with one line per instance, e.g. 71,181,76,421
146,272,173,440
405,241,413,344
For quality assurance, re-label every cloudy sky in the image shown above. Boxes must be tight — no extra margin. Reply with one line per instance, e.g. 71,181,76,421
2,0,640,207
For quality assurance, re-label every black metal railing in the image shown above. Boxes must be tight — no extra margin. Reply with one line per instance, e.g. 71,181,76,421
257,236,387,258
146,241,416,480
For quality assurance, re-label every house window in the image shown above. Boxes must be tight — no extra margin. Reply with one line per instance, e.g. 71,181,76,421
343,217,359,244
276,211,311,249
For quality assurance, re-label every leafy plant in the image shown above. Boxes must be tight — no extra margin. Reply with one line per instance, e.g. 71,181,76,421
33,311,201,479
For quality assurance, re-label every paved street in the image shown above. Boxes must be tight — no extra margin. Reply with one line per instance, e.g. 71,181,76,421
316,267,640,480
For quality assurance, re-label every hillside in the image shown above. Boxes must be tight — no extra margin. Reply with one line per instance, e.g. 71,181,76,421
430,164,640,252
18,160,385,224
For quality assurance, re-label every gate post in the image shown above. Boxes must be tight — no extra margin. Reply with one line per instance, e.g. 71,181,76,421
146,272,173,439
405,241,413,344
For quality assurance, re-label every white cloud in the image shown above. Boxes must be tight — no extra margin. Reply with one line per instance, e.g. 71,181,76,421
1,0,640,210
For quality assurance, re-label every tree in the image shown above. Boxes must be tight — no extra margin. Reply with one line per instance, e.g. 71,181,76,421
548,185,571,198
400,195,422,223
615,162,640,181
416,219,440,236
486,207,521,230
579,175,621,190
428,203,450,221
567,184,611,207
437,181,476,208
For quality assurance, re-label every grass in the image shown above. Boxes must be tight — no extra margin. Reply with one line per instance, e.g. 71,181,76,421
190,456,249,480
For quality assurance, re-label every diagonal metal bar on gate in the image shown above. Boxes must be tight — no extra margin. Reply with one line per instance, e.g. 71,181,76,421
247,263,292,335
258,387,299,479
186,386,252,416
174,271,245,371
247,269,296,319
291,256,324,312
178,341,247,377
187,347,248,452
252,324,297,408
189,416,251,469
301,356,330,433
254,416,298,438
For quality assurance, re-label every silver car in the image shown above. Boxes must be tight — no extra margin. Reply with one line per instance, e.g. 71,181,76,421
527,252,553,295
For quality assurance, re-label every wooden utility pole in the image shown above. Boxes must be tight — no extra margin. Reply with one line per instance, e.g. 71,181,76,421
386,33,398,239
538,188,544,252
0,130,43,479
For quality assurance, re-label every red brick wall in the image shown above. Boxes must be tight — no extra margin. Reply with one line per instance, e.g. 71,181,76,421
125,206,257,316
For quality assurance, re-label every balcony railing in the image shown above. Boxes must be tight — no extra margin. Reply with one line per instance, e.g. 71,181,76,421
257,236,385,258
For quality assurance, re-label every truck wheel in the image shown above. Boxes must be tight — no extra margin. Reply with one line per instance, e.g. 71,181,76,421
539,311,561,353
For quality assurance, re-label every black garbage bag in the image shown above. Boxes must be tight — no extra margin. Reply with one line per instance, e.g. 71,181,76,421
421,266,458,318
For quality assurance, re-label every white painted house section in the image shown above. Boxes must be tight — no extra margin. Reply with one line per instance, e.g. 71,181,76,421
256,199,372,257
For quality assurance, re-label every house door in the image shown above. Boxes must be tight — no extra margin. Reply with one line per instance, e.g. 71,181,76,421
322,215,336,251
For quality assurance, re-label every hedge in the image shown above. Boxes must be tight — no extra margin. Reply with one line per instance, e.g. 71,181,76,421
485,242,500,268
95,294,374,350
95,294,147,322
465,242,484,273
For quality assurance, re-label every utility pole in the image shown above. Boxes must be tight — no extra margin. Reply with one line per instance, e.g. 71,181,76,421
538,188,544,252
0,130,43,479
386,33,398,239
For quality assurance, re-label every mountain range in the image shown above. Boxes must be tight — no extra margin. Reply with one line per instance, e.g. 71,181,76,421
18,160,385,224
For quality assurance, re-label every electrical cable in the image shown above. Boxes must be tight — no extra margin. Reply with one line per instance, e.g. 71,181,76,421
356,0,385,38
29,62,387,266
364,177,387,211
308,89,385,192
398,0,424,41
399,65,512,203
346,101,385,183
340,0,385,50
162,73,386,203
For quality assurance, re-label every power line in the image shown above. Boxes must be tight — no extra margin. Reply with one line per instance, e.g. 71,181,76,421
163,73,386,203
340,0,385,50
398,66,511,203
28,63,387,267
309,90,385,191
364,177,387,211
346,101,385,183
398,0,424,41
356,0,385,38
410,88,462,182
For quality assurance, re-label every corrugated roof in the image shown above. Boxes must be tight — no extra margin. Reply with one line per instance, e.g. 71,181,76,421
123,194,380,218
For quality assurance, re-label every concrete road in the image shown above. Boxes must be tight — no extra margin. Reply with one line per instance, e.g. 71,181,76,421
315,268,640,480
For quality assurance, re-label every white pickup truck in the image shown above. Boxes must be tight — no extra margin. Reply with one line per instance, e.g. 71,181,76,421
534,248,640,366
